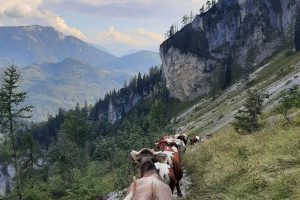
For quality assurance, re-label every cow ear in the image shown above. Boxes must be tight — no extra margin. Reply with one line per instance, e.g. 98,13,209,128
153,152,167,163
130,150,140,163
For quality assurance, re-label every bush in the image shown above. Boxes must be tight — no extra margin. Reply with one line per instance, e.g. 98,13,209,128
277,85,300,124
23,186,50,200
232,90,268,133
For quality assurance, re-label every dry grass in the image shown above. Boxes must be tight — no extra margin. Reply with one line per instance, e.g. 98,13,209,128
184,112,300,200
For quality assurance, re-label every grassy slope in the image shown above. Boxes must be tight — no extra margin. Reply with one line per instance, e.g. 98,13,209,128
173,50,300,199
172,50,300,138
185,113,300,200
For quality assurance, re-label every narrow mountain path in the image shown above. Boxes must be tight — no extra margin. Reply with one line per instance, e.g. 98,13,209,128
173,169,191,199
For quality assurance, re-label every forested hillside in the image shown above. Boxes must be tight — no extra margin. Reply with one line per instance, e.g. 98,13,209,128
0,65,181,199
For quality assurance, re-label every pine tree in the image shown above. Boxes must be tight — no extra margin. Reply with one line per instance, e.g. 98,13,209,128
0,64,32,200
169,24,175,37
200,5,205,13
189,11,194,23
206,0,212,9
182,15,189,26
232,90,268,133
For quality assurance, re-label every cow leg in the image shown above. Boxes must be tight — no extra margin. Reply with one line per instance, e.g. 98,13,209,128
169,177,176,193
176,182,182,197
176,169,183,197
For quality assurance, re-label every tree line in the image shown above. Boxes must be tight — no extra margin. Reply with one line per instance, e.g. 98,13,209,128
165,0,218,38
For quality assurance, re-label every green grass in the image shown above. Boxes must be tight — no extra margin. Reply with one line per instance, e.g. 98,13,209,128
255,50,300,89
184,112,300,200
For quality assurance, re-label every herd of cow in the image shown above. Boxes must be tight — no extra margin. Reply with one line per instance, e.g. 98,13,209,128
124,133,210,200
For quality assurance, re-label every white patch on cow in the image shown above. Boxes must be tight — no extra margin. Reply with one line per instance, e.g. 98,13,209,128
163,151,174,167
195,136,200,141
174,134,180,138
173,139,182,146
166,138,174,144
155,162,170,185
171,146,178,152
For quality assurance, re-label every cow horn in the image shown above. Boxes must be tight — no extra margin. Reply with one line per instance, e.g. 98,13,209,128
130,150,139,163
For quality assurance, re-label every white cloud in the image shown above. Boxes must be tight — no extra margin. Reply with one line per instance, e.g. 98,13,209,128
51,0,207,20
96,26,164,47
0,0,87,41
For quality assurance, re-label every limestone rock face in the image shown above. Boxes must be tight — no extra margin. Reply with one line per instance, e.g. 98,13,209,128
160,0,299,101
160,47,215,101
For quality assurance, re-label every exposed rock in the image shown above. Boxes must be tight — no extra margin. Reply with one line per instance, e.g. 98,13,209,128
0,164,15,197
92,68,165,125
160,0,299,101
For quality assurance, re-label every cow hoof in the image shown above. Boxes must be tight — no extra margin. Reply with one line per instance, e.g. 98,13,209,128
177,192,183,197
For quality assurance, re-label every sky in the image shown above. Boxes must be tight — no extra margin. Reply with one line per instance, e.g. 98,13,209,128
0,0,207,56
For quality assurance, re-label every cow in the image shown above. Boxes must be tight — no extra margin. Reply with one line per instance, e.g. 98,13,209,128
190,134,212,145
174,133,188,146
156,135,186,157
190,136,201,145
124,148,173,200
155,138,183,197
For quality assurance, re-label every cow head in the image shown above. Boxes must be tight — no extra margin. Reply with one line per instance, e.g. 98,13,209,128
130,148,168,166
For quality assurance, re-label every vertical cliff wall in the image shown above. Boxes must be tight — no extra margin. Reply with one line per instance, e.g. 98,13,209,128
160,0,299,101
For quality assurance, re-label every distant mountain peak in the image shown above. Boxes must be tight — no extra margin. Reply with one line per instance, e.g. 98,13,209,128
0,25,116,66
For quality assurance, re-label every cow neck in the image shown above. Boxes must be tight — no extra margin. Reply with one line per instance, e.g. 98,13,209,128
140,161,157,178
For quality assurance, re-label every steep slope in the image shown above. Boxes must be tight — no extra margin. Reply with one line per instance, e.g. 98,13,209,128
172,50,300,137
21,58,132,121
160,0,299,101
0,25,116,66
103,50,161,74
185,114,300,199
168,49,300,199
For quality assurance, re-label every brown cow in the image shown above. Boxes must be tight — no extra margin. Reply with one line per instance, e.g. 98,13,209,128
155,138,183,197
124,148,173,200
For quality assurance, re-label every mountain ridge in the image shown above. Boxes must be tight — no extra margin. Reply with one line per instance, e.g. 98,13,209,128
160,0,299,101
0,25,116,66
21,58,132,121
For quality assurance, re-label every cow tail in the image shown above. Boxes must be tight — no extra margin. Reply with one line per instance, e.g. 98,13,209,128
124,176,137,200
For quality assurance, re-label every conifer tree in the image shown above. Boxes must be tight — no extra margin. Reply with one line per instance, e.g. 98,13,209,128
0,64,32,200
232,90,268,133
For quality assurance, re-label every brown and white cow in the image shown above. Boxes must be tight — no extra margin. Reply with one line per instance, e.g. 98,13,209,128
190,136,201,145
124,148,173,200
190,134,212,145
155,137,183,197
174,133,188,146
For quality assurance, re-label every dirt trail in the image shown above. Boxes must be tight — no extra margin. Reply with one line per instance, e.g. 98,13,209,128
173,169,191,200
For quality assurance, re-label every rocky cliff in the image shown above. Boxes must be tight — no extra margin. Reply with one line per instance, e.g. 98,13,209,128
160,0,299,101
90,67,165,124
0,164,14,197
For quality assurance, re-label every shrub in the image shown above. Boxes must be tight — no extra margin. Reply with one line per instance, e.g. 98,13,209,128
232,90,269,133
277,85,300,124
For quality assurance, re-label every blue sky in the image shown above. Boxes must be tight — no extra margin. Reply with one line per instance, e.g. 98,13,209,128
0,0,207,56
